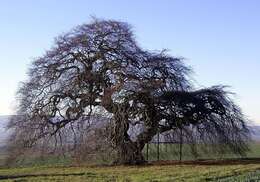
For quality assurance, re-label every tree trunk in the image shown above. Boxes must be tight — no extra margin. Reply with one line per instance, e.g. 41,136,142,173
110,105,146,165
114,141,145,165
110,103,158,165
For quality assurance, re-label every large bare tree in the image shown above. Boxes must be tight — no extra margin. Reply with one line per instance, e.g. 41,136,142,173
8,19,250,165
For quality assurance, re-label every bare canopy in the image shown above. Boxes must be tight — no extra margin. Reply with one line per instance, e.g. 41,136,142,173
8,19,250,165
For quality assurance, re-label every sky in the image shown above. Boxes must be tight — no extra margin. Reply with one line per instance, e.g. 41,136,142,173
0,0,259,124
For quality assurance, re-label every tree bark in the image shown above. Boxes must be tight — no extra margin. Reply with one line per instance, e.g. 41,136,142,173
109,104,147,165
114,141,145,165
113,125,158,165
110,102,158,165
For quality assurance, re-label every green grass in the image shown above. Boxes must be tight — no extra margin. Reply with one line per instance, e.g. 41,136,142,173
217,170,260,182
0,163,260,181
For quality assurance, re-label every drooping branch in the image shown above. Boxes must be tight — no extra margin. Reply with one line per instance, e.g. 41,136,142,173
7,18,250,165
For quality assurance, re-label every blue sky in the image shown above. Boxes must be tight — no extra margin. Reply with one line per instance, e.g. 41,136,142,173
0,0,259,123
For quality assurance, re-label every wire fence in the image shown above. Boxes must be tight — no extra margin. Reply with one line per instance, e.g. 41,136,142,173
144,132,251,162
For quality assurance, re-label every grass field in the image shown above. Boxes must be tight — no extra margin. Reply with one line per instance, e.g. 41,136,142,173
1,142,260,181
1,161,260,181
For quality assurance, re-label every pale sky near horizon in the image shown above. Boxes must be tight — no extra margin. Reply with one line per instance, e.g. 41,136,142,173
0,0,259,124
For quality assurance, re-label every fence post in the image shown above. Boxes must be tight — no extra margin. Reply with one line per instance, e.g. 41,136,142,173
157,132,160,161
146,143,149,161
179,127,183,161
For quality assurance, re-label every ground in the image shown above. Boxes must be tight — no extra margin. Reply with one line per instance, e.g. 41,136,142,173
1,160,260,181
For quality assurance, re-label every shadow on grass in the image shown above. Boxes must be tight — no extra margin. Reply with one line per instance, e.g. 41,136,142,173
205,170,260,182
0,172,86,180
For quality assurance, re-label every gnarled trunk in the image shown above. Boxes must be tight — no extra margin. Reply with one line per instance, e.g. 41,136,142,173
110,102,158,165
112,124,158,165
110,119,146,164
114,141,145,165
